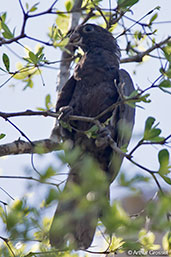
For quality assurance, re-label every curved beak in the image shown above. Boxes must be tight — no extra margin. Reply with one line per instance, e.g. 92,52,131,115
70,31,81,44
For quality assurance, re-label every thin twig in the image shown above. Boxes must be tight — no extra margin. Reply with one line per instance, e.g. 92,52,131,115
0,187,15,201
0,175,61,187
116,9,155,38
18,0,25,14
50,0,59,10
108,136,158,174
0,237,16,257
6,118,33,145
151,173,163,193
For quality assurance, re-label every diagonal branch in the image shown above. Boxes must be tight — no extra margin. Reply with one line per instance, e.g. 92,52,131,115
121,36,171,63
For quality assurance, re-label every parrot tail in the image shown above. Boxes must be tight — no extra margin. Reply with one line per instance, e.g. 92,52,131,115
49,166,102,250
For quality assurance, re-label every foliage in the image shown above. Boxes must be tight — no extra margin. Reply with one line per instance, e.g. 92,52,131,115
0,0,171,256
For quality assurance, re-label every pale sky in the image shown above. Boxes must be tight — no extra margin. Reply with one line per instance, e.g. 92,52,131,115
0,0,171,253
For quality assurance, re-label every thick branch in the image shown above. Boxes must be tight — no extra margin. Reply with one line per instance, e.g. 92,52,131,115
0,139,59,157
0,111,160,176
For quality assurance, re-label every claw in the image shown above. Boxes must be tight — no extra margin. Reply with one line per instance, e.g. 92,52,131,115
95,127,111,148
58,106,73,122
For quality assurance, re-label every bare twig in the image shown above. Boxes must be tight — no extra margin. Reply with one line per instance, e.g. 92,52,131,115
116,9,155,39
0,175,62,187
108,136,158,175
91,0,109,28
6,118,33,145
18,0,25,15
151,173,163,193
0,186,14,201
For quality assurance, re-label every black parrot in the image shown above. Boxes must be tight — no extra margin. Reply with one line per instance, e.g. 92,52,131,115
50,24,135,249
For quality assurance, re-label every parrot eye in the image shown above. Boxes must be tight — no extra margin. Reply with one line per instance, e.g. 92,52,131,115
82,25,95,33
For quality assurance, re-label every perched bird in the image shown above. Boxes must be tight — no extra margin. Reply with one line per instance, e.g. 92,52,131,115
50,23,135,249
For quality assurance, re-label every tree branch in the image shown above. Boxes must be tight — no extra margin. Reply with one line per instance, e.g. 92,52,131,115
121,36,171,63
0,175,63,187
0,111,160,176
57,0,83,91
0,139,59,157
0,110,58,119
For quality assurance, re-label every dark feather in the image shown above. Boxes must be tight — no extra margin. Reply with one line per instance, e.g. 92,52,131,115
50,23,135,249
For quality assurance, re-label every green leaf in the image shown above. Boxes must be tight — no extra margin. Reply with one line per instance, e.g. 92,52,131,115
138,31,142,40
60,145,81,165
29,2,39,12
28,51,38,65
60,120,72,132
144,116,155,131
0,133,6,140
159,174,171,185
159,79,171,88
25,3,29,10
119,173,150,188
38,53,45,62
1,20,14,39
65,0,73,11
102,202,130,234
0,13,7,30
36,107,46,111
149,13,158,25
163,232,171,251
158,149,171,175
158,149,169,167
162,43,171,62
27,79,33,88
45,189,59,205
118,0,139,8
55,37,69,49
35,47,44,58
85,125,99,139
165,68,171,78
2,53,10,72
160,66,171,78
48,25,60,42
109,236,124,252
147,128,161,139
40,166,56,181
56,14,70,35
45,94,51,110
139,229,160,250
126,91,151,108
143,117,162,141
23,57,33,63
159,87,171,95
138,93,151,103
1,12,7,22
127,89,139,98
